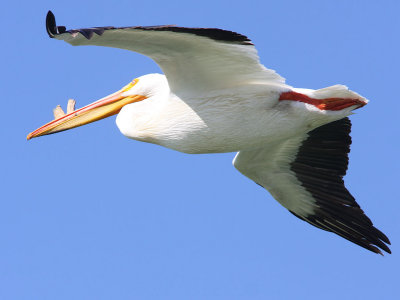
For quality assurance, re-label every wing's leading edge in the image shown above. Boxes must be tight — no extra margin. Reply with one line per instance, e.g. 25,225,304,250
45,11,286,94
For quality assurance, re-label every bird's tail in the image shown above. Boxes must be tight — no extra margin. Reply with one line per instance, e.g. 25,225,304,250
313,85,367,103
289,85,368,112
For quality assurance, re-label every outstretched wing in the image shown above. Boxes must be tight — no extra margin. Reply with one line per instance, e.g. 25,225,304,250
45,11,286,94
233,118,391,255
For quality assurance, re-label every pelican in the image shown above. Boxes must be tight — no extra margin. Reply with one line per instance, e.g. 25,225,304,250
28,11,391,255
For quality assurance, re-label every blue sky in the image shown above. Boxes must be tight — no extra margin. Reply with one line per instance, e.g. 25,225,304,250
2,0,400,299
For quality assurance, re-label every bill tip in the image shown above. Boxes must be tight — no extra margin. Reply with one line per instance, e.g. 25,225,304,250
26,132,34,140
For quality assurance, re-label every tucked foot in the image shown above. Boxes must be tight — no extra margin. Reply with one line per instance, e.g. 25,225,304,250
279,91,367,111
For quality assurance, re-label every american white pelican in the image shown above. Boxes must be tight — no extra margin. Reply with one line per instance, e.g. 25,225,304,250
28,11,390,255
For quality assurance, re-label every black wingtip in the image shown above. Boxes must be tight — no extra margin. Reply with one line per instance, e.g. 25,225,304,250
46,10,57,38
290,118,392,255
46,10,66,38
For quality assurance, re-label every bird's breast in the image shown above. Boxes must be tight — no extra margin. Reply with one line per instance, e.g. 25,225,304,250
116,93,318,154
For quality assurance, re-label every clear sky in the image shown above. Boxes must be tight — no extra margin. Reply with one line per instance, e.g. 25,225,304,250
2,0,400,299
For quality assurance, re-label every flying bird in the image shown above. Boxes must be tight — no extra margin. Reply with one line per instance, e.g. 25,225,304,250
28,11,391,255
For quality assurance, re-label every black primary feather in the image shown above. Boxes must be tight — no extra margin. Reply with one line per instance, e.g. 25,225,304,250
290,118,391,255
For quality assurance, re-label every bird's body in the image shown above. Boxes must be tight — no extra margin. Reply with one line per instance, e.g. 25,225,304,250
116,75,283,153
27,11,391,254
117,74,352,154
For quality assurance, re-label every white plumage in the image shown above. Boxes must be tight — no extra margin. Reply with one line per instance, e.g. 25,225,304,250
116,74,354,154
27,11,390,255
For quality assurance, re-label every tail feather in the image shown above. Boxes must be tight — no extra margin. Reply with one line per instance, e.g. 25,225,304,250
295,85,368,104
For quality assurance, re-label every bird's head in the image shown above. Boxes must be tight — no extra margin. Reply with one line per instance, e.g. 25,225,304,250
26,74,165,140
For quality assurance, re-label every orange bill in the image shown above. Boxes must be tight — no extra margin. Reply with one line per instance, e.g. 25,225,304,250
27,81,145,140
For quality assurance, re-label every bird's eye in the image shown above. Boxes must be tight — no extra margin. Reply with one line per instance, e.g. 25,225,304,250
121,79,139,92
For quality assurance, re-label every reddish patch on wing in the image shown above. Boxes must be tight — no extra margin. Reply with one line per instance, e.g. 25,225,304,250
279,91,367,111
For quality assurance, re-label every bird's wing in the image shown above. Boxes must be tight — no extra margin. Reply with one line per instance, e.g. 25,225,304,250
45,11,286,94
233,118,391,254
